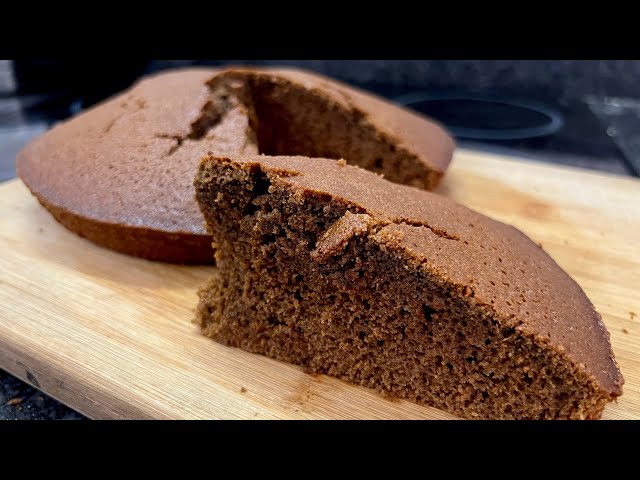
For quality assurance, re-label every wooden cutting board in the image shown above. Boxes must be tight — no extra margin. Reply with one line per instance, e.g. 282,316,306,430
1,148,638,419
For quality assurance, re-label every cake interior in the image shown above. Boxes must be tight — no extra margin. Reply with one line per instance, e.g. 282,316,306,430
200,72,442,189
195,158,611,420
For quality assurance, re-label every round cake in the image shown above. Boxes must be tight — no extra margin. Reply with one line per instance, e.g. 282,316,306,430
16,67,455,263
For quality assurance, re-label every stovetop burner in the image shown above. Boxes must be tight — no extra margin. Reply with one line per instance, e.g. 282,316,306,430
395,92,564,141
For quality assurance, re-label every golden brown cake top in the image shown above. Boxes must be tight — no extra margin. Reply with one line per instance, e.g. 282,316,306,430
17,68,236,233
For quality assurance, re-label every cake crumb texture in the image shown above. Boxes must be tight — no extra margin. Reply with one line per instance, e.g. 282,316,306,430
194,154,623,420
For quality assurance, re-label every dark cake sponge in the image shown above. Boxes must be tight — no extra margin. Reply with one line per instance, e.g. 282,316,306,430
16,67,454,263
194,154,623,420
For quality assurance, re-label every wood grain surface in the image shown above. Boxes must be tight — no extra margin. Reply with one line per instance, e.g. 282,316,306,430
0,148,638,419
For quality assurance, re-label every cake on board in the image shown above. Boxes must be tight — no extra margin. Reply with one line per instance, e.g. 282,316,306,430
194,154,623,420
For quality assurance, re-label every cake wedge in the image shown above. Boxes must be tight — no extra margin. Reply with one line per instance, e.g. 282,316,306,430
194,154,623,419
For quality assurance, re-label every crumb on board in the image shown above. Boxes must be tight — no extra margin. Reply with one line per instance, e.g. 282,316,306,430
240,386,247,393
337,159,346,166
622,328,629,334
380,389,401,402
630,311,637,320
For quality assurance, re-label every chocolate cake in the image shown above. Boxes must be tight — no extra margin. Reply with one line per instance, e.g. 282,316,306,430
16,67,454,263
194,154,623,420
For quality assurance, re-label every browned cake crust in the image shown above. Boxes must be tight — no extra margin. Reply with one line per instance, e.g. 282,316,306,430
194,154,623,420
16,67,454,263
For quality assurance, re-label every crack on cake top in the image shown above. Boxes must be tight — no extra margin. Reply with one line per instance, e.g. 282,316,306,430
392,220,460,241
156,76,258,157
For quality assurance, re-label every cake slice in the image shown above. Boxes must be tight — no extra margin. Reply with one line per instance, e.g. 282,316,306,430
16,66,453,263
194,154,623,420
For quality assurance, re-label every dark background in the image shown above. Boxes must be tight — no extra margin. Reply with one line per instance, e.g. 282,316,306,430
1,59,639,419
4,59,640,182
